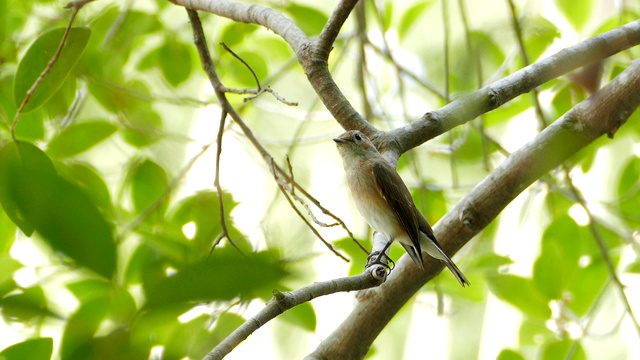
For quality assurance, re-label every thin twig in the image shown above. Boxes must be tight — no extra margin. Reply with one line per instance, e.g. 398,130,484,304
274,171,349,262
220,42,261,90
505,0,548,130
186,9,363,260
203,265,388,360
562,167,640,337
210,109,242,254
442,0,459,188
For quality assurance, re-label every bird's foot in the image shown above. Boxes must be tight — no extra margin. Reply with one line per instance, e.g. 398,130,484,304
366,251,395,271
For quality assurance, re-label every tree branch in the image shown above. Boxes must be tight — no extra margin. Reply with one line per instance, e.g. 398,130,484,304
386,19,640,154
171,0,374,135
308,59,640,359
203,265,388,360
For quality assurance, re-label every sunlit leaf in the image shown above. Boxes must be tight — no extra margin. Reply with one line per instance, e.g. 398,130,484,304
164,315,218,359
567,257,608,316
220,23,259,47
522,16,560,62
47,120,117,158
159,38,192,87
533,215,581,299
121,107,163,148
170,191,246,254
130,159,169,217
60,297,109,360
497,349,525,360
382,1,393,32
398,1,433,40
486,274,550,319
0,337,53,360
13,27,90,112
0,256,20,298
554,0,594,31
284,4,327,36
279,301,316,332
617,157,640,225
211,312,245,342
542,339,586,360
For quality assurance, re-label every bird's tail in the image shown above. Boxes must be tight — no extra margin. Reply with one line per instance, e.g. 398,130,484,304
421,235,470,287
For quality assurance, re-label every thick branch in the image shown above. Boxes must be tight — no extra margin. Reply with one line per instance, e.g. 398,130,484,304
308,59,640,359
386,19,640,154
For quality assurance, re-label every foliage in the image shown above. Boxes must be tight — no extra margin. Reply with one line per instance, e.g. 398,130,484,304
0,0,639,359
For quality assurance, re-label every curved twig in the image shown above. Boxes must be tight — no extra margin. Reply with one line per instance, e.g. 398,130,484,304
203,265,388,360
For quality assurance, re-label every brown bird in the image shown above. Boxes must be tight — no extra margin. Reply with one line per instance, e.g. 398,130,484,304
334,130,469,287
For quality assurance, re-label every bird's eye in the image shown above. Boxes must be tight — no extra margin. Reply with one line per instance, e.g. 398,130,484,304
354,133,362,141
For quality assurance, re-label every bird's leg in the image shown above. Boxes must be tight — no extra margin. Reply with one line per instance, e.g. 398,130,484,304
366,241,394,270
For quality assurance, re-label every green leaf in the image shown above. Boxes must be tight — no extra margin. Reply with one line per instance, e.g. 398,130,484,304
60,297,109,360
554,0,594,31
0,256,21,298
473,253,514,272
163,315,218,359
411,187,446,223
542,339,586,360
279,301,316,332
13,27,90,112
627,260,640,274
533,215,581,299
224,50,269,88
120,106,163,148
138,46,161,71
170,191,245,254
486,273,550,319
398,1,433,40
220,23,259,48
284,4,328,37
43,76,76,119
0,286,50,323
211,312,245,342
47,120,117,158
617,157,640,225
0,337,53,360
334,237,370,276
56,162,114,217
0,142,116,278
567,257,608,316
159,38,192,87
0,141,57,235
382,1,393,32
519,318,553,345
522,16,560,62
67,279,111,303
144,249,287,307
130,159,169,217
485,95,530,126
496,349,525,360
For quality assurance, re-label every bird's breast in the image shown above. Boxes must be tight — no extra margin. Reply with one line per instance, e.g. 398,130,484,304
346,168,402,239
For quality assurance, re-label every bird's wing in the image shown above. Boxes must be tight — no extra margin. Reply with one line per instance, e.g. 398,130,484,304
372,162,422,254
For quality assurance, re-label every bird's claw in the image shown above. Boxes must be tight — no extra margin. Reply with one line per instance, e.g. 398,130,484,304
366,251,395,272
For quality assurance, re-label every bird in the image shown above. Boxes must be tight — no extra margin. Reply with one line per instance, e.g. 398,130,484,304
334,130,469,287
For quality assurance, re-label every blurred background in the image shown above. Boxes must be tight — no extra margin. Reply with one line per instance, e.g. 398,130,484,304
1,0,639,359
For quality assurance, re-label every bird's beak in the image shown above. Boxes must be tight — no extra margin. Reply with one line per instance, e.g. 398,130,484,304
333,138,347,144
